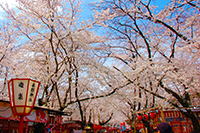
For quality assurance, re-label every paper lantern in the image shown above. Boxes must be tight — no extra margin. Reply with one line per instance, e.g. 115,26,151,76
137,115,142,121
8,78,40,133
155,109,160,114
8,78,40,116
142,114,149,121
150,112,156,119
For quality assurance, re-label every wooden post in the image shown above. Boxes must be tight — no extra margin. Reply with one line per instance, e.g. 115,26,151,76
160,107,166,122
98,113,100,125
134,115,136,133
93,109,95,124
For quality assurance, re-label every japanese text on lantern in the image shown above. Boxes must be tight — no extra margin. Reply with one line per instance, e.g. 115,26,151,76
29,83,35,102
18,82,24,100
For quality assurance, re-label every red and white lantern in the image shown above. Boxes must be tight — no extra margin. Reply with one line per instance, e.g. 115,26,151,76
8,78,40,115
8,78,40,133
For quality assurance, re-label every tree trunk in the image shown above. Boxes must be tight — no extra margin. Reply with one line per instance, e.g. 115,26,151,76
183,109,200,131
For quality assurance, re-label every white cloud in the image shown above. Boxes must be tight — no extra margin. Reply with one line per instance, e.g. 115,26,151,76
0,0,18,9
0,0,18,19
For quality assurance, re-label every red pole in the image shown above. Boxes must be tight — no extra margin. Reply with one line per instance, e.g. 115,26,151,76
19,115,24,133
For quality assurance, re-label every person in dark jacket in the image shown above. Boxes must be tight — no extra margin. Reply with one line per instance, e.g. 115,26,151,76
156,122,174,133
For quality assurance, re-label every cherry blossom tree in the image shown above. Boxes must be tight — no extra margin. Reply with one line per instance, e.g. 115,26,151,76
0,0,129,128
92,0,200,131
0,0,199,131
0,22,17,99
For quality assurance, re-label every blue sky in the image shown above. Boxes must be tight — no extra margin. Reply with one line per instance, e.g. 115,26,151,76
0,0,170,20
80,0,171,19
151,0,170,10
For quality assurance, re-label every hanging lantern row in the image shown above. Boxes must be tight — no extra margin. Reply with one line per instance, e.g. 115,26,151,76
135,109,160,121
